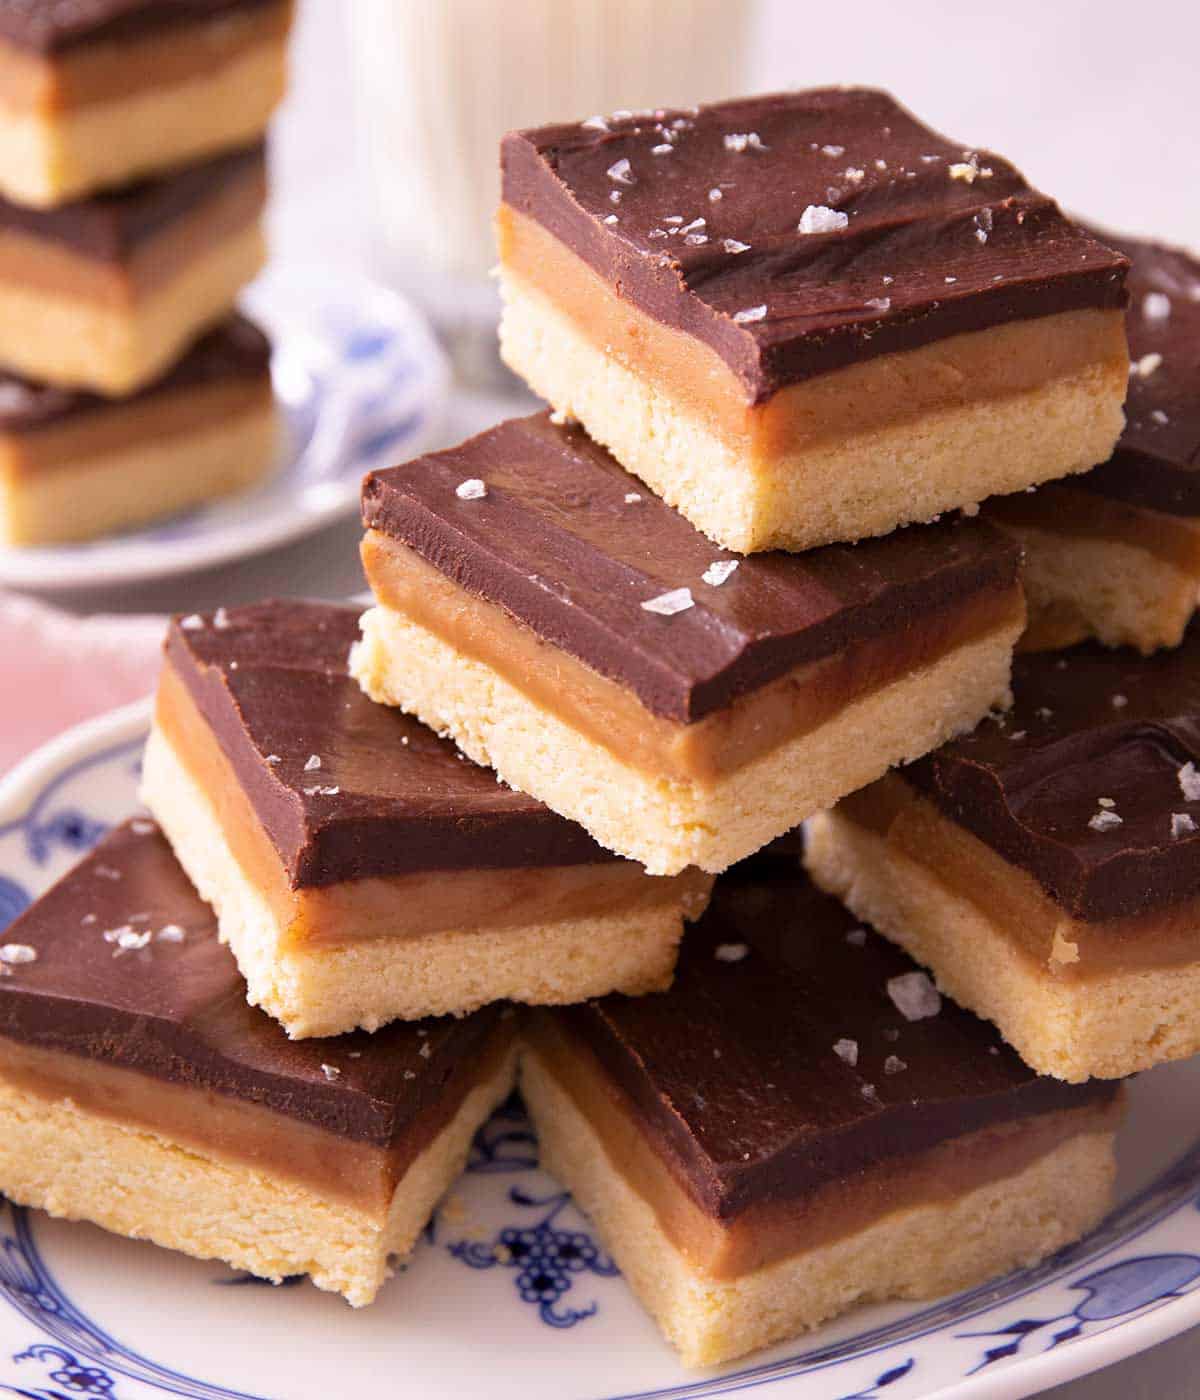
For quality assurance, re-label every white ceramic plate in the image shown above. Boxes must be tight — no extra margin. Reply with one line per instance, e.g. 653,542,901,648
0,266,450,592
2,702,1200,1400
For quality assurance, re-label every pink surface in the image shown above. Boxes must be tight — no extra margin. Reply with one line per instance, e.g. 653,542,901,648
1,593,163,774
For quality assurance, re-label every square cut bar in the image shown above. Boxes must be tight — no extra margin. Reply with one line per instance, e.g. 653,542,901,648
806,626,1200,1081
0,0,291,207
0,313,276,545
0,820,517,1306
353,411,1026,876
498,88,1130,553
0,141,265,394
522,855,1121,1368
987,231,1200,654
141,600,711,1036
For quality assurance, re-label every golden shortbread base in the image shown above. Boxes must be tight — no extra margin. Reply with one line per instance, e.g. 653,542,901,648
350,601,1021,876
521,1048,1116,1368
0,1044,516,1307
805,809,1200,1081
140,725,696,1035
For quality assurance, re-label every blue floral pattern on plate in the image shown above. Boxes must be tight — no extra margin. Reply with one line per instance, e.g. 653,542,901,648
2,706,1200,1399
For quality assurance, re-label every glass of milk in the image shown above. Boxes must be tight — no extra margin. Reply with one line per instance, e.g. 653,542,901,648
348,0,753,382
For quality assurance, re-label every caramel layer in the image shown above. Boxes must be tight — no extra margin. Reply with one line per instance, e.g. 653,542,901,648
0,1028,510,1213
363,529,1023,787
839,773,1200,977
0,157,265,305
988,483,1200,574
525,1019,1121,1280
497,203,1129,456
157,660,698,949
0,375,271,479
0,4,292,116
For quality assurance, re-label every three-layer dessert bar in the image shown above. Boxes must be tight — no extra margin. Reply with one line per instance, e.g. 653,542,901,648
0,0,292,207
142,601,710,1036
987,231,1200,654
0,819,517,1305
353,412,1025,875
0,142,265,394
498,88,1130,552
0,313,276,545
522,855,1121,1367
807,628,1200,1080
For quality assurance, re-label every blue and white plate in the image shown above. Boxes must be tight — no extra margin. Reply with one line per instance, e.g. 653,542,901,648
0,266,450,592
2,702,1200,1400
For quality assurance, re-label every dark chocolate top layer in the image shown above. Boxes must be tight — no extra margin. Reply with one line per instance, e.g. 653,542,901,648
165,600,624,887
553,856,1116,1222
363,412,1022,723
1071,230,1200,516
0,0,278,53
503,89,1128,402
0,312,270,433
0,821,510,1147
0,142,264,260
904,624,1200,921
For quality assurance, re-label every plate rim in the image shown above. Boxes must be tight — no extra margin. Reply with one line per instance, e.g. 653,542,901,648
0,270,450,593
1,702,1199,1400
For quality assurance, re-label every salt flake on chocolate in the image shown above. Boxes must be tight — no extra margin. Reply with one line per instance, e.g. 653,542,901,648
606,158,635,185
1171,813,1197,839
1143,291,1171,320
724,132,767,153
212,607,231,630
723,239,751,254
886,971,942,1021
714,942,749,962
455,478,487,500
702,560,739,587
1134,352,1163,378
641,587,694,617
320,1064,341,1081
0,944,36,965
798,205,848,234
304,754,321,771
733,305,767,324
833,1038,859,1066
1178,762,1200,801
1089,809,1123,832
845,928,868,948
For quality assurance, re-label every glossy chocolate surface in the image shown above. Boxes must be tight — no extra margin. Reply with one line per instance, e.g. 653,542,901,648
0,143,263,259
904,625,1200,920
502,89,1128,401
362,412,1022,723
1072,231,1200,516
165,600,623,887
553,855,1116,1221
0,312,270,433
0,821,510,1146
0,0,279,53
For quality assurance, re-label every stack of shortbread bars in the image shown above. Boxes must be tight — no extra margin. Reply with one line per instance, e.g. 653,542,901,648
4,85,1199,1371
0,0,292,547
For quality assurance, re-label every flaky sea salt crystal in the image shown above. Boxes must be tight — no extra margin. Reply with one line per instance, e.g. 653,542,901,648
455,478,487,501
702,560,739,587
0,944,36,965
724,132,767,153
265,754,281,765
708,187,723,202
212,607,231,630
1171,813,1197,839
820,144,845,157
886,971,942,1021
723,239,751,254
714,942,749,963
304,754,321,771
1111,693,1128,709
1097,797,1115,808
606,157,634,185
641,587,694,617
156,924,186,943
581,115,608,131
884,1055,908,1075
684,233,708,245
845,928,867,948
1143,291,1172,320
833,1038,859,1066
180,614,204,631
1179,762,1200,800
797,205,848,235
603,214,619,225
1134,352,1163,378
624,492,642,504
320,1064,341,1081
130,818,156,835
1089,809,1123,832
652,144,673,155
733,304,767,324
1151,409,1170,425
865,297,891,312
948,162,978,182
